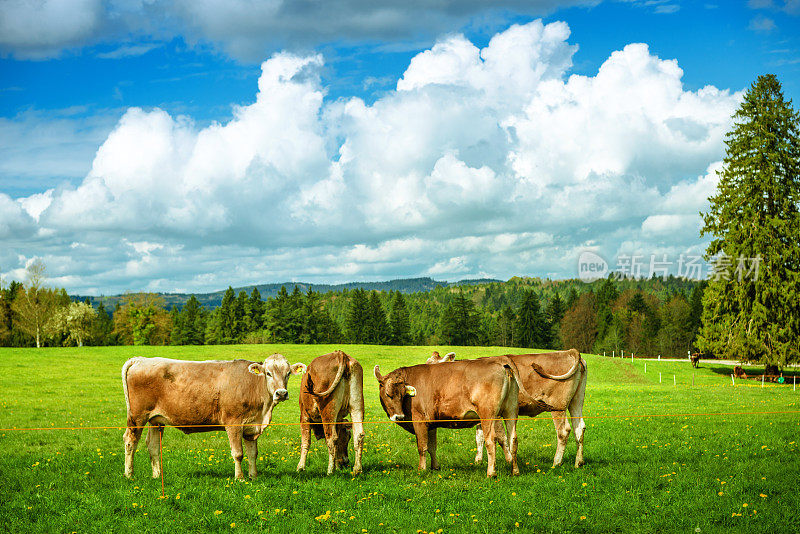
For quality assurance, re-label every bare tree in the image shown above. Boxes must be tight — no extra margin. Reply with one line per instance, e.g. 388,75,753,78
12,260,56,348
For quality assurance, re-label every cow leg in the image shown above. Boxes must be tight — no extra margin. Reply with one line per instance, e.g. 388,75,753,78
350,370,365,476
297,419,311,472
474,427,484,463
570,372,588,468
551,410,571,468
322,421,338,475
427,428,440,471
243,437,258,479
145,424,164,479
480,416,498,478
226,426,245,480
123,416,146,478
413,422,429,471
504,408,520,476
495,420,513,463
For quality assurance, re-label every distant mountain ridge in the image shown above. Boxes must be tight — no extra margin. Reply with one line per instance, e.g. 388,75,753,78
76,276,504,310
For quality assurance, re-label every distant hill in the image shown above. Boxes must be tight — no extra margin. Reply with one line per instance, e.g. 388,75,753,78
75,276,504,310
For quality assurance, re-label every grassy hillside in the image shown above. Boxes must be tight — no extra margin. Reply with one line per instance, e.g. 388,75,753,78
1,345,797,533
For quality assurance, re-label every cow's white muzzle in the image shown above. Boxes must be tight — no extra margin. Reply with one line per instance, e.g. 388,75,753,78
273,389,288,402
390,414,404,422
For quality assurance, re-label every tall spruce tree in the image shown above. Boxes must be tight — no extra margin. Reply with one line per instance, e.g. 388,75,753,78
346,288,370,343
366,291,390,344
438,290,480,346
698,74,800,368
389,291,411,345
514,290,545,349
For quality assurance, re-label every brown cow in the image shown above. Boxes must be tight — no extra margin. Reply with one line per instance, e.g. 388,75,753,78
427,349,587,468
375,357,549,477
296,350,365,476
122,354,306,480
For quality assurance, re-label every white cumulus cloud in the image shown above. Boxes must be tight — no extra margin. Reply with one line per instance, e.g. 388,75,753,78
2,20,742,293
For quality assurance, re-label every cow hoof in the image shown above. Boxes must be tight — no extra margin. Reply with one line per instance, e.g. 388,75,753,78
575,460,585,468
486,472,497,478
296,466,306,472
352,468,362,476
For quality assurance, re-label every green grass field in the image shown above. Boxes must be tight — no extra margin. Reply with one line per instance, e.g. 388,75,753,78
1,345,798,533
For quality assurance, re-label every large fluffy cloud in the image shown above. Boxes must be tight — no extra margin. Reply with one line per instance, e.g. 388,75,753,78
3,20,742,293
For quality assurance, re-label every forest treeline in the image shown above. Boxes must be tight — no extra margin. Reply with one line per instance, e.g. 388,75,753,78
0,264,705,358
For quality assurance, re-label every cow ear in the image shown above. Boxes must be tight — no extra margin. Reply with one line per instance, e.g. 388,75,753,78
248,363,264,376
374,365,384,382
405,385,417,397
445,352,456,361
291,362,307,375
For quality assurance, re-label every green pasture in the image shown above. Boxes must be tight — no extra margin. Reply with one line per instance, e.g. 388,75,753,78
1,345,798,533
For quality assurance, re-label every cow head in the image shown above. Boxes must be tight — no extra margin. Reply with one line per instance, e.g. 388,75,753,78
248,353,306,403
374,365,416,422
425,351,456,364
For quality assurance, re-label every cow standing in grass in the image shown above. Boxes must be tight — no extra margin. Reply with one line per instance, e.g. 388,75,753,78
427,349,587,468
122,354,306,480
297,350,365,476
375,357,550,477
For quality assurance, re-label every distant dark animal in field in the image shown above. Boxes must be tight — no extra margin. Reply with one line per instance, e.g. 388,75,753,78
122,354,306,480
690,353,701,368
297,350,365,476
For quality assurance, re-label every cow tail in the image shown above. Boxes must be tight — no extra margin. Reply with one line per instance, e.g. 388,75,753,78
531,348,583,381
121,358,136,417
313,351,347,396
502,357,557,412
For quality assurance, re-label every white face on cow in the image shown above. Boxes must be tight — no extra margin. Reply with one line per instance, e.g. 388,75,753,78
248,353,306,403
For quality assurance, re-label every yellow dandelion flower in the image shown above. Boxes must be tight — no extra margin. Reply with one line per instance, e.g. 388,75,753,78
214,510,223,515
580,516,586,521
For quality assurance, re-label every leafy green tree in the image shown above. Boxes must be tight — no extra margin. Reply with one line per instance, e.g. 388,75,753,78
560,292,598,353
514,291,545,349
114,293,171,346
439,290,480,346
698,74,800,368
389,291,411,345
11,260,56,348
658,295,693,357
48,301,96,346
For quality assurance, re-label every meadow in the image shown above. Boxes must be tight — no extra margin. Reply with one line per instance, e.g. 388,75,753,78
1,345,798,533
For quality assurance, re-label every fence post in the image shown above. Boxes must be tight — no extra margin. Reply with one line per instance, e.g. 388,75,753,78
644,363,647,373
762,374,765,388
622,350,624,359
674,374,676,387
731,374,735,386
659,372,662,383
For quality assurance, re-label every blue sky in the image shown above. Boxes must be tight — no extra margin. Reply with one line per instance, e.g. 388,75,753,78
1,0,799,294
